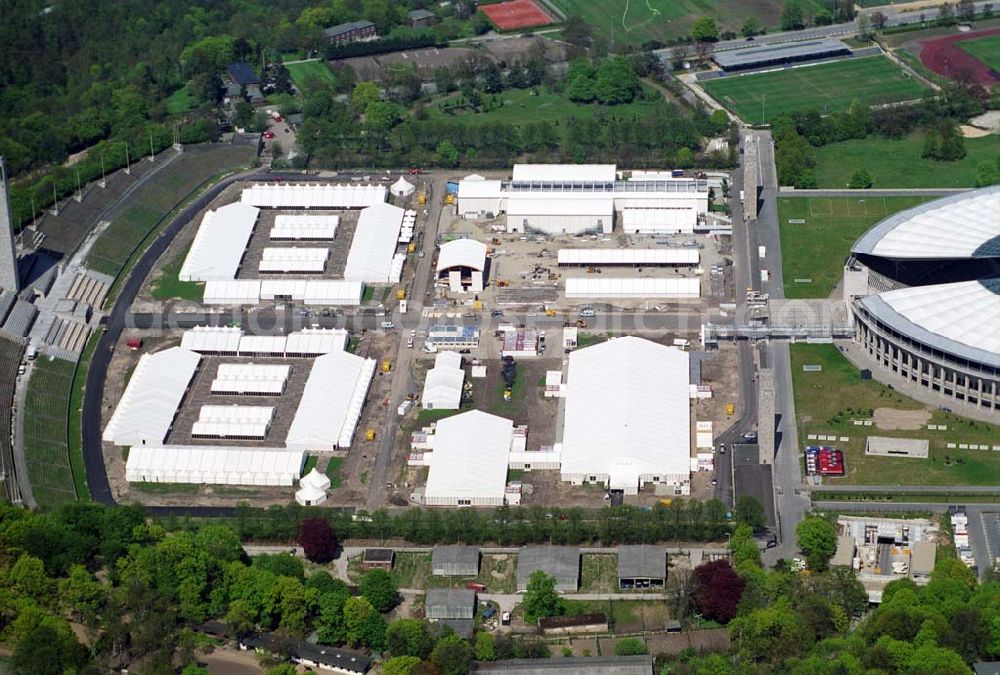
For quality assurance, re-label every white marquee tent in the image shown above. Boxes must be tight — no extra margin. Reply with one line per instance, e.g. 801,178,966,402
424,410,513,506
241,183,386,209
421,351,464,410
103,347,202,446
557,248,699,266
126,445,305,486
285,351,377,451
390,176,416,197
270,214,340,241
179,202,260,281
191,405,275,439
561,337,691,495
343,202,405,283
565,277,700,299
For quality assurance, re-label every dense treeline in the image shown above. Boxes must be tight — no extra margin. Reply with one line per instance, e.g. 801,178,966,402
774,82,1000,188
166,500,734,546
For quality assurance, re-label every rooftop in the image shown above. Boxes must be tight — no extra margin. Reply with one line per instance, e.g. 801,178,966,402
517,545,580,591
324,19,376,37
227,62,260,86
476,655,654,674
618,545,668,579
713,38,850,68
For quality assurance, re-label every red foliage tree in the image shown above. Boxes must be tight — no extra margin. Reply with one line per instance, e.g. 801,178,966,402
692,559,745,624
298,517,338,563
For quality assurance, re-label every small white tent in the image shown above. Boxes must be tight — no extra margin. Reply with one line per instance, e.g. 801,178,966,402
390,176,416,197
295,467,332,506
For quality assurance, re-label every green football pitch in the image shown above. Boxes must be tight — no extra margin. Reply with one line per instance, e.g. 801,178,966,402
702,56,931,124
957,34,1000,71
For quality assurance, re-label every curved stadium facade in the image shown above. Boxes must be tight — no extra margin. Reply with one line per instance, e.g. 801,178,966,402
844,187,1000,415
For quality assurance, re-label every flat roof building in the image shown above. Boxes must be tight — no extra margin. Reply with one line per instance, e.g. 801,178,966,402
618,545,668,588
425,587,476,620
516,546,580,592
560,337,691,495
432,545,480,576
362,548,393,570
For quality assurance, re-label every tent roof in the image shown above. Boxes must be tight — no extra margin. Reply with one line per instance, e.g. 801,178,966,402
561,337,690,488
285,351,376,449
343,202,405,283
438,239,488,272
179,202,259,281
424,410,512,502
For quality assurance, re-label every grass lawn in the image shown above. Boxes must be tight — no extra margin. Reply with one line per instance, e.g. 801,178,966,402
325,457,343,488
702,57,930,124
286,60,336,92
487,368,527,416
812,132,1000,189
391,552,433,589
150,244,203,301
426,85,660,127
790,344,1000,486
301,455,318,476
957,33,1000,71
561,599,668,633
579,554,619,593
776,195,930,299
575,333,605,349
166,84,202,114
548,0,827,45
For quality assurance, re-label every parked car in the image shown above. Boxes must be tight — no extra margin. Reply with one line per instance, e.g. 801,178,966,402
380,321,394,329
466,582,486,592
263,131,275,139
501,611,511,625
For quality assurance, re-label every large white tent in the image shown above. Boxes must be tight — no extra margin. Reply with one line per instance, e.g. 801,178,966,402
561,337,691,495
506,195,614,235
421,351,464,410
557,248,699,266
437,239,488,293
285,351,377,451
565,277,700,299
258,247,329,274
203,279,362,305
203,280,262,305
191,405,275,439
270,214,340,241
126,445,305,486
103,347,201,446
621,207,696,234
343,202,405,283
182,327,349,357
211,363,290,396
241,183,386,209
424,410,513,506
181,326,243,355
179,202,259,281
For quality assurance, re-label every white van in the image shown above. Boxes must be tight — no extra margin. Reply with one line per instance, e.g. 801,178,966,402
380,321,394,329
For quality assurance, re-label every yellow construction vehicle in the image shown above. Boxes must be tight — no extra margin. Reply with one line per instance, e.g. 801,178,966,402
365,428,376,441
417,193,427,205
659,498,673,507
396,289,406,300
726,403,735,416
445,194,455,205
545,308,556,316
382,360,392,373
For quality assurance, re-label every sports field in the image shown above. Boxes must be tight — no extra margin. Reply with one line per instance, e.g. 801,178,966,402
548,0,827,45
702,57,931,124
481,0,553,30
777,195,929,299
957,33,1000,71
286,60,336,92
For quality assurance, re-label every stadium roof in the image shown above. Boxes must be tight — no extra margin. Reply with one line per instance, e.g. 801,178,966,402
424,410,512,504
125,445,304,486
516,545,580,592
422,351,465,410
179,202,259,281
852,186,1000,259
285,351,377,451
438,239,487,272
343,202,405,283
712,38,851,69
103,347,201,446
557,248,699,266
858,278,1000,368
618,545,668,580
565,277,700,298
512,164,617,183
241,183,386,209
561,337,691,489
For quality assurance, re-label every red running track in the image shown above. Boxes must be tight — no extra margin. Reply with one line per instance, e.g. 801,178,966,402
918,27,1000,87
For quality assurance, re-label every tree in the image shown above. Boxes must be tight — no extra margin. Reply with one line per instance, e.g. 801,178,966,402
691,16,720,42
383,656,423,675
976,160,1000,186
351,81,381,112
670,45,690,71
922,119,966,161
522,571,563,623
858,12,874,40
566,61,597,103
676,147,694,169
594,58,642,105
693,560,745,623
937,2,958,25
387,618,434,658
475,631,496,661
729,600,805,664
796,516,838,571
781,0,806,30
614,638,648,655
872,11,888,29
848,168,873,189
730,524,762,569
298,518,337,563
742,15,764,37
815,9,833,25
958,0,976,22
734,496,765,530
12,625,87,675
344,596,387,651
431,634,472,675
435,140,459,167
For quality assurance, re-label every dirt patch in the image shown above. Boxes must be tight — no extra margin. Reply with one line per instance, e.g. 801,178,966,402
873,406,931,431
199,646,264,675
960,124,993,137
918,27,1000,87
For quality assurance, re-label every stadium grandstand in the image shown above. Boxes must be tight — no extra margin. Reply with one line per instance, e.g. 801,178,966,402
713,39,852,72
843,187,1000,417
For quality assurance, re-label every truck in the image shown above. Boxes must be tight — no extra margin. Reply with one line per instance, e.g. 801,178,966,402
725,403,735,416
